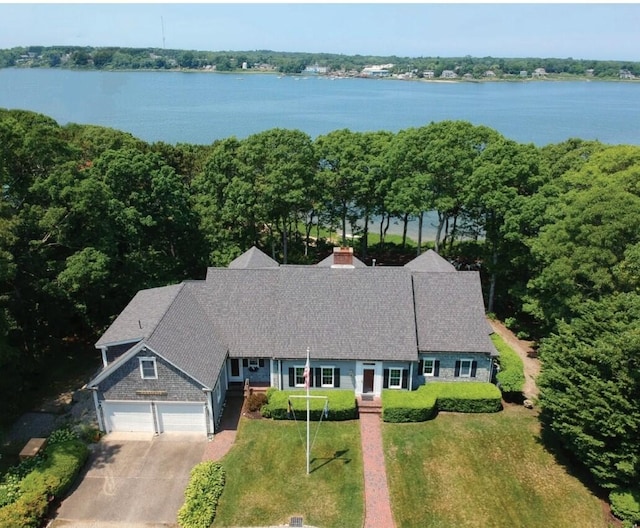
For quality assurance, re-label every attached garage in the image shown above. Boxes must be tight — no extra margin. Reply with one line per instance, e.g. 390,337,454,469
156,402,207,434
102,401,209,435
103,402,154,433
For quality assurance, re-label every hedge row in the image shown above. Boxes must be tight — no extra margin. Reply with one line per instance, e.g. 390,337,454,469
0,440,89,528
491,334,525,394
177,461,225,528
609,488,640,525
382,382,502,422
262,389,357,420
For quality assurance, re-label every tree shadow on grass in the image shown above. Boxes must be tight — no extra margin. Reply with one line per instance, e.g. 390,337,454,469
310,449,351,473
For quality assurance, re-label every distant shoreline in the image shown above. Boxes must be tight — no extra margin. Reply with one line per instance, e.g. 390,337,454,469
3,65,638,84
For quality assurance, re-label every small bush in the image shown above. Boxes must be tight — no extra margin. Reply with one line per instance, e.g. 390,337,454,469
492,334,525,394
177,461,225,528
263,389,356,421
246,392,267,412
610,488,640,524
48,427,79,446
382,387,436,423
0,440,88,528
0,454,45,507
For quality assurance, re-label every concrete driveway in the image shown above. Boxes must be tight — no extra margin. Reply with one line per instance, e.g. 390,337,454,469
51,432,206,528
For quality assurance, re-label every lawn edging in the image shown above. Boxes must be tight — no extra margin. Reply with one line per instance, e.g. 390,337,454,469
382,382,502,422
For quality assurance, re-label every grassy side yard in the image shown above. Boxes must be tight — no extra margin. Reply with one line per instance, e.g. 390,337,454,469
213,419,363,528
383,405,607,528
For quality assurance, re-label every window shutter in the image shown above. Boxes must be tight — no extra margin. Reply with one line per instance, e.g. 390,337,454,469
315,367,321,388
401,369,409,389
418,360,423,374
288,367,294,387
334,368,340,387
243,359,249,368
434,360,440,377
258,359,265,368
383,369,389,389
471,360,477,378
454,360,461,377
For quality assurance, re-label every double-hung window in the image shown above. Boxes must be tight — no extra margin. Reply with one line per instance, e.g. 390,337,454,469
139,357,157,379
321,367,334,387
295,366,306,387
459,359,473,378
388,368,402,389
423,358,436,377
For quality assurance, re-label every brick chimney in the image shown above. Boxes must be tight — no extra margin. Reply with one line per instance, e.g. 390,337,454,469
332,247,354,268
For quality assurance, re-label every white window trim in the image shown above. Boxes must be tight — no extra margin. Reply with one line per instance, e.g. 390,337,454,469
139,357,158,380
249,358,259,368
423,357,436,377
294,366,306,388
388,367,402,389
321,366,334,388
459,358,473,378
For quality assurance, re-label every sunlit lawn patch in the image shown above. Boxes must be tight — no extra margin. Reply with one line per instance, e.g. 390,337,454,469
383,405,607,528
213,418,363,528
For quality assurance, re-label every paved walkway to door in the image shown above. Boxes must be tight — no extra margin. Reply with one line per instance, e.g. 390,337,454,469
359,412,395,528
202,393,243,461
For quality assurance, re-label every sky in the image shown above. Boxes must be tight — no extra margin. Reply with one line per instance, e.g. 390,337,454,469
0,3,639,61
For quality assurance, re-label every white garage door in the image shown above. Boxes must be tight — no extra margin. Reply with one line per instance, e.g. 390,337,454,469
103,402,154,433
156,403,207,434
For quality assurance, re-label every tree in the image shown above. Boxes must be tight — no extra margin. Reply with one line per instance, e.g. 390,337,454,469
524,145,640,331
538,292,640,490
238,129,317,263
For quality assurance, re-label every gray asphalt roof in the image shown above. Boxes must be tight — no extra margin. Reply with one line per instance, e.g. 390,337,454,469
95,283,184,347
95,247,496,385
145,283,228,389
227,246,280,269
404,249,456,272
412,271,497,355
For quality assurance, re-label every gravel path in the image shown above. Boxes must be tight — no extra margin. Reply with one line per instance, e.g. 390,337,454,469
489,319,540,400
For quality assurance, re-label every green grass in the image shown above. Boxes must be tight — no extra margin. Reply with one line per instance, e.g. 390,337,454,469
213,419,363,528
383,405,608,528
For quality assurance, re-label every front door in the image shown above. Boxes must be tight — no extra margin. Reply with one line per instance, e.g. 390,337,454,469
363,369,375,393
228,358,243,382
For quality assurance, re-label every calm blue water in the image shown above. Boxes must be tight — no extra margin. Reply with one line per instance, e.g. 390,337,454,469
1,68,639,147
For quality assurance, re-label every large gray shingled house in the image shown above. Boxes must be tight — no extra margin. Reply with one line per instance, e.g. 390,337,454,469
87,246,498,436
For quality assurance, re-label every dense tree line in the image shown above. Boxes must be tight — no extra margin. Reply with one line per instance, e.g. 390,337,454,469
0,108,638,519
2,46,639,78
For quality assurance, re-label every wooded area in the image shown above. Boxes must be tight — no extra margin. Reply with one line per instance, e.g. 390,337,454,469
2,45,639,78
0,109,638,517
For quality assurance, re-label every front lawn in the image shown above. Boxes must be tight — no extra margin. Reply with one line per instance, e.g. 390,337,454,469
213,419,363,528
383,405,608,528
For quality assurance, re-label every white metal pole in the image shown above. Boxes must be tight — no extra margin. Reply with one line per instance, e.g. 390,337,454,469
306,346,310,475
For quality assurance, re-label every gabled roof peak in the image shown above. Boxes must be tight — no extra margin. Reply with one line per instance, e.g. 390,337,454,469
227,246,279,269
404,249,456,272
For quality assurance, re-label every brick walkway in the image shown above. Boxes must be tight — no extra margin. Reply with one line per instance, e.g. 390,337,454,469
202,393,243,461
360,413,395,528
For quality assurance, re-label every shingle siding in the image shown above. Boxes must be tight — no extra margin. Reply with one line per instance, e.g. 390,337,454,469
98,351,207,402
412,353,493,387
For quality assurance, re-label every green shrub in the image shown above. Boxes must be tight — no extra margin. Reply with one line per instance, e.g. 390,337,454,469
177,461,225,528
492,334,525,394
0,453,45,507
263,389,356,421
610,488,640,523
381,382,502,422
48,426,79,446
0,440,88,528
429,382,502,413
382,387,436,422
